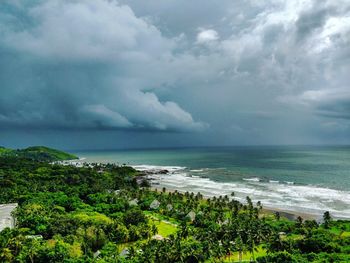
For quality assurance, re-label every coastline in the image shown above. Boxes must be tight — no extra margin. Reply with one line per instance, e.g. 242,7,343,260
69,157,349,220
150,186,320,221
137,165,350,220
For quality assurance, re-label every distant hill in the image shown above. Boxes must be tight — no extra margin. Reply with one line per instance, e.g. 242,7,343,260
0,146,78,162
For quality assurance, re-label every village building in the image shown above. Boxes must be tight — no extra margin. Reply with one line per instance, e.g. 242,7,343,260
166,204,173,211
186,211,196,222
0,203,18,232
128,198,138,206
149,199,160,209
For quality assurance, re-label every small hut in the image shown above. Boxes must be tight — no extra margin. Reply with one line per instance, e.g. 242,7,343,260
150,199,160,210
120,248,129,257
166,204,173,211
186,211,196,222
128,198,138,206
93,250,101,259
0,203,18,232
152,234,164,241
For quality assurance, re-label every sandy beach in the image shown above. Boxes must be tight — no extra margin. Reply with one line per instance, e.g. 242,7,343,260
150,186,320,221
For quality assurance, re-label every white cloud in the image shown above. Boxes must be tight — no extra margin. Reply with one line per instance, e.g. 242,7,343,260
2,0,174,61
119,89,208,131
196,29,219,43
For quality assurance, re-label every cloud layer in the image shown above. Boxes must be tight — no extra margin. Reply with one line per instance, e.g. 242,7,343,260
0,0,350,147
0,0,206,132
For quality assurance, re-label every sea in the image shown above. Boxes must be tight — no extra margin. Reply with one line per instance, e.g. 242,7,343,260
73,146,350,219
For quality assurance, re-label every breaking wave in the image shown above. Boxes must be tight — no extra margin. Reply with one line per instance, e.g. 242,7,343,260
139,165,350,219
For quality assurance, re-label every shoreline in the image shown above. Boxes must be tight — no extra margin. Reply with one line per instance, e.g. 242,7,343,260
140,166,349,221
150,186,320,221
68,158,347,221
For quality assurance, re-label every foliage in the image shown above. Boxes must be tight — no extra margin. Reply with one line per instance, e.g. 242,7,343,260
0,153,350,262
0,146,78,161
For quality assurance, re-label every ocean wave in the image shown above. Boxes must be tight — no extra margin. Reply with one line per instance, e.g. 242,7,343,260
243,177,260,182
134,163,350,218
285,181,294,185
150,169,350,219
269,180,279,184
132,164,186,172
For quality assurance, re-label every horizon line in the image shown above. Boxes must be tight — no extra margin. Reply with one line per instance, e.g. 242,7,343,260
68,144,350,152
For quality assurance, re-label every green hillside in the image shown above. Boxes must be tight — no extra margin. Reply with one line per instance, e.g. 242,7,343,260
0,146,78,161
0,147,12,155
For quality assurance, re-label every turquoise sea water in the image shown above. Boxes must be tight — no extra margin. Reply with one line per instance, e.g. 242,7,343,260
73,146,350,218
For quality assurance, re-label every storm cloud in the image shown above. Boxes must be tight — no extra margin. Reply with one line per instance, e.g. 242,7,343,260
0,0,350,148
0,0,206,132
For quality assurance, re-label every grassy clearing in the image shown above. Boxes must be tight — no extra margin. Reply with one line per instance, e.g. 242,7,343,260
117,212,178,253
144,211,179,225
205,246,267,263
229,246,266,262
340,231,350,238
216,247,266,262
329,221,350,238
145,211,178,237
154,220,178,236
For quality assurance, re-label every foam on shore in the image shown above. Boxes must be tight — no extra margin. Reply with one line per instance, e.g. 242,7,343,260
132,165,185,173
140,165,350,219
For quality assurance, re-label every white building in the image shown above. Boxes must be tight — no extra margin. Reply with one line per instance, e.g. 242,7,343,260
0,203,18,232
129,198,138,206
150,199,160,210
186,211,196,222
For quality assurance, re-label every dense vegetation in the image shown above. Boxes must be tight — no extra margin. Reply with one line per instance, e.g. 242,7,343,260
0,153,349,262
0,146,78,162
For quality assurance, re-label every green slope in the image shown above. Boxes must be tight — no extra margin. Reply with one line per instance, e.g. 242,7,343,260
0,146,78,161
0,146,12,154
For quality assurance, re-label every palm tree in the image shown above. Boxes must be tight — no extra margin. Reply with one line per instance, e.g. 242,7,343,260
296,216,303,228
151,224,158,238
7,235,23,258
0,248,14,262
247,230,258,262
266,233,284,253
235,235,245,262
323,211,332,229
26,239,41,263
179,221,190,239
274,211,280,221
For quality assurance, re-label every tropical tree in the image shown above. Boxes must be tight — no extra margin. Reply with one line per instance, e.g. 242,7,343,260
323,211,332,229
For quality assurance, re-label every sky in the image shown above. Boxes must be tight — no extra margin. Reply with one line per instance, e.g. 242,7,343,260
0,0,350,150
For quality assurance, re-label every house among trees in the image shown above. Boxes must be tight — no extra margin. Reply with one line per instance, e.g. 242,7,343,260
152,234,164,241
120,248,129,257
166,204,173,211
0,203,18,232
150,199,160,209
93,250,101,259
128,198,138,206
186,211,196,222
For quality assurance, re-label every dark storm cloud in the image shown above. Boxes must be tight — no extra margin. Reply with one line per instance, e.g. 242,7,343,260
0,0,206,132
295,7,333,42
0,0,350,148
317,101,350,120
298,88,350,120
